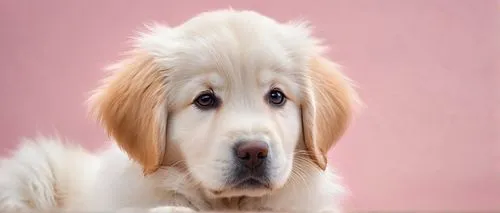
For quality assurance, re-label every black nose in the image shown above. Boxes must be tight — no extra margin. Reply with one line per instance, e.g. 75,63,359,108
235,141,269,169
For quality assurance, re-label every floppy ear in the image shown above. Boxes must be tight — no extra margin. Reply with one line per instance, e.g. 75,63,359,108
301,56,359,170
88,51,168,175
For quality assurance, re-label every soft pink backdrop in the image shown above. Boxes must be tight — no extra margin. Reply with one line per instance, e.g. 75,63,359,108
0,0,498,212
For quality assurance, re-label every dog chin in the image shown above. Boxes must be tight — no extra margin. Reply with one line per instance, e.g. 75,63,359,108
206,187,272,198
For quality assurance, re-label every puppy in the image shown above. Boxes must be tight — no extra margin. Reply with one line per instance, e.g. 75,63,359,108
0,9,359,212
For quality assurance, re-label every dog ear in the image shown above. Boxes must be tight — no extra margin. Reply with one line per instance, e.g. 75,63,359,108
301,56,359,170
89,51,168,175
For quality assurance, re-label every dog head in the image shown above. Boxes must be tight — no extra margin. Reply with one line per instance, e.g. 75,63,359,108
89,10,358,198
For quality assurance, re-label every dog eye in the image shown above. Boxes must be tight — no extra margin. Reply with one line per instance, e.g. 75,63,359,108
267,88,286,107
193,92,219,110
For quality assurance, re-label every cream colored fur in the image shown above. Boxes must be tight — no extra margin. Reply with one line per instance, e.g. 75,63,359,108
0,9,359,213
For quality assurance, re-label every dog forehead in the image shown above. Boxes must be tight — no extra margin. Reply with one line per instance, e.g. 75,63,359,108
137,10,319,106
176,18,300,72
138,10,318,76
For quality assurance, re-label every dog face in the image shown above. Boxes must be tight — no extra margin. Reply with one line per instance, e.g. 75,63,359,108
89,10,358,198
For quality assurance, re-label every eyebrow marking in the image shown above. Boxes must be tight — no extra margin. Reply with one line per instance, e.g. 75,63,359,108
207,72,224,90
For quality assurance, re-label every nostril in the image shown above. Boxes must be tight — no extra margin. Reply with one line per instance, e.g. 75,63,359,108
240,152,251,160
257,149,268,159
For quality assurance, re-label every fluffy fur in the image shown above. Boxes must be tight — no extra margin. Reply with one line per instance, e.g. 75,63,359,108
0,9,359,212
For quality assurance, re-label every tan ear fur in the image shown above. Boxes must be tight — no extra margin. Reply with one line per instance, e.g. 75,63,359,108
89,51,167,175
302,56,359,170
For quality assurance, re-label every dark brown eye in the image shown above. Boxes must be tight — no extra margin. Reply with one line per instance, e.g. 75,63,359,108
267,88,286,107
193,92,219,110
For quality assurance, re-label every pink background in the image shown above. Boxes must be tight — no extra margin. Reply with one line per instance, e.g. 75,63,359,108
0,0,498,212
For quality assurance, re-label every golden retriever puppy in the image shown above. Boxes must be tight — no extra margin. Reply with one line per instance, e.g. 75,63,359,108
0,9,359,213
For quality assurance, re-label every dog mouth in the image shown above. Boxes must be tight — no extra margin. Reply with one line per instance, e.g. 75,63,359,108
233,177,271,189
208,177,272,197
